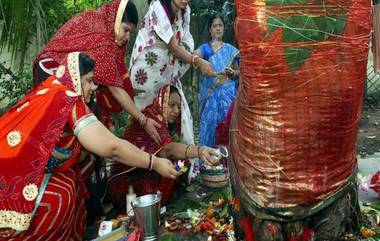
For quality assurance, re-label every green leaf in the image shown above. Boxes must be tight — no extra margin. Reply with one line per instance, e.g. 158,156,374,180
284,46,313,74
369,201,380,211
283,15,347,43
266,0,308,5
266,15,287,36
210,186,231,201
175,199,205,213
266,11,348,73
219,204,229,218
185,183,196,192
160,234,179,241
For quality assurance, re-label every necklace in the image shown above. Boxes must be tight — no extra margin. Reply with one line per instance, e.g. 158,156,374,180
211,40,222,52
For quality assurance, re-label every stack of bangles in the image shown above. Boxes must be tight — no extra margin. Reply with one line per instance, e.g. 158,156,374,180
184,145,202,159
184,145,192,159
137,113,148,127
148,153,155,171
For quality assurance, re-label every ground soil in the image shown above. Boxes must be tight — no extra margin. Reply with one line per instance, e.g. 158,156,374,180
358,104,380,157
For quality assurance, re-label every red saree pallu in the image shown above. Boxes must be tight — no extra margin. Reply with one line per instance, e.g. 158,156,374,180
230,0,371,221
1,53,93,240
0,77,75,230
2,166,87,241
96,73,133,127
108,85,182,209
0,78,86,240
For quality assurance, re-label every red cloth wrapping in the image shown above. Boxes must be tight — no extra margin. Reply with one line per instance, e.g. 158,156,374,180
230,0,371,218
35,0,135,98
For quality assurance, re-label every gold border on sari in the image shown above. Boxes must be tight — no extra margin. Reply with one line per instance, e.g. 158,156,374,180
114,0,129,36
0,209,32,231
66,52,82,97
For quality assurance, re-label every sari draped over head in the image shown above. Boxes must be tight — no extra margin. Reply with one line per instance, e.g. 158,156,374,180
129,0,194,146
36,0,132,91
197,43,239,147
108,85,182,207
0,52,94,237
35,0,134,128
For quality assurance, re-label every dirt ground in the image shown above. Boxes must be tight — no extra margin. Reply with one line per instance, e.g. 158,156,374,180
357,104,380,157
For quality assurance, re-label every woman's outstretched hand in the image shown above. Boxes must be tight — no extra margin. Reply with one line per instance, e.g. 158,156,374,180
225,67,239,79
199,146,219,166
153,157,181,179
196,58,215,77
144,117,161,144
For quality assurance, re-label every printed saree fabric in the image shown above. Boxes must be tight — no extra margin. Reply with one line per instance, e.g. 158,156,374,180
108,85,181,207
129,0,194,146
197,43,239,147
0,53,95,239
0,77,75,231
35,0,135,97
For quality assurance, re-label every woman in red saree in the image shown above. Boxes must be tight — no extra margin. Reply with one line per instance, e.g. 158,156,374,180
108,85,219,208
34,0,161,142
0,52,179,240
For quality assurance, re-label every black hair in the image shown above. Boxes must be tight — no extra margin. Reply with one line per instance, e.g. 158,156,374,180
153,0,186,25
122,1,139,26
169,85,180,95
79,53,95,76
207,14,225,32
168,85,180,132
160,0,173,17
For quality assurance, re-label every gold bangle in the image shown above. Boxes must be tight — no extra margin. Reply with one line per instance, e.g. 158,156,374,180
138,113,146,126
148,153,153,171
185,145,191,159
150,155,155,171
191,55,199,68
143,117,149,127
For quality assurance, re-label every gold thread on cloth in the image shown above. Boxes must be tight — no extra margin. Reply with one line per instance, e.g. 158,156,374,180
7,130,22,147
36,88,49,95
16,102,29,112
73,114,98,137
56,65,65,78
161,88,170,121
0,209,32,231
22,183,39,201
114,0,129,36
67,52,81,96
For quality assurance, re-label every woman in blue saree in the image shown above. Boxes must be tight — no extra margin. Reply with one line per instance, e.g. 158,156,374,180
195,14,240,147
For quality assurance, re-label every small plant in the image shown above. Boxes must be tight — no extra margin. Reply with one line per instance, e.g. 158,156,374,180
0,62,32,115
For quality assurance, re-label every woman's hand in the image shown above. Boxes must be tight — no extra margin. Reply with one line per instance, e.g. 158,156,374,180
225,67,238,79
196,58,215,77
144,117,161,144
153,157,181,179
0,228,16,238
199,146,219,166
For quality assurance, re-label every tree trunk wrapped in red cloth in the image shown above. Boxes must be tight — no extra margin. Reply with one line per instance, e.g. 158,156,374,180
230,0,371,222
